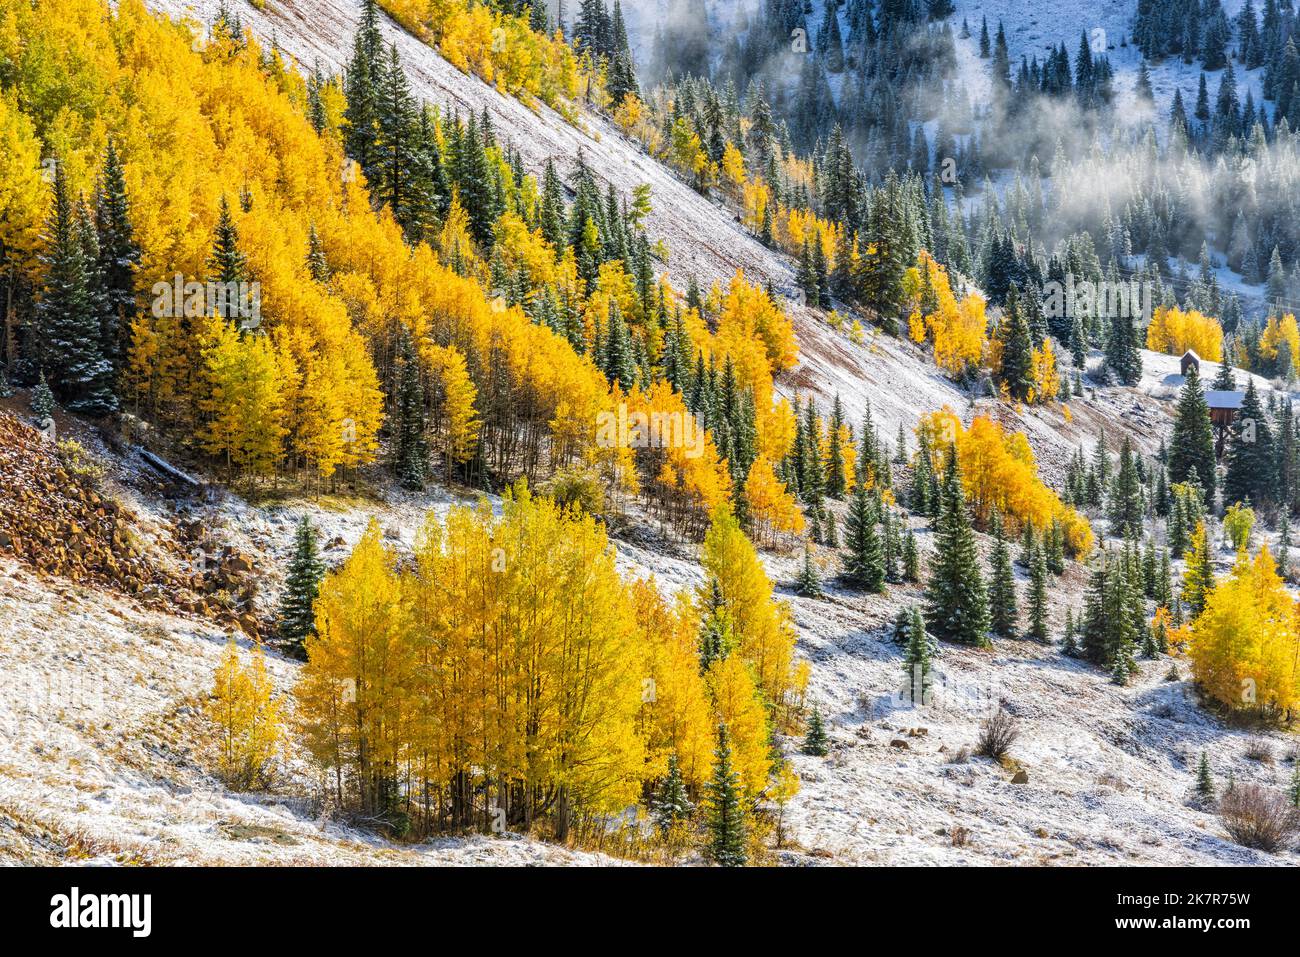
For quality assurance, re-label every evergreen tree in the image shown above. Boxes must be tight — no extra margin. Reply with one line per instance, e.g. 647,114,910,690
1027,545,1049,642
704,724,748,866
29,372,54,421
841,484,884,591
988,512,1018,638
35,163,115,415
208,195,248,286
902,529,920,582
924,452,991,646
1168,366,1217,504
902,606,931,705
1105,307,1143,386
1062,607,1079,656
278,515,325,653
651,751,694,834
1224,378,1273,507
697,578,733,672
343,0,384,177
998,285,1034,401
1195,750,1215,800
1108,436,1144,536
93,139,140,377
393,334,428,490
802,707,830,756
795,541,822,597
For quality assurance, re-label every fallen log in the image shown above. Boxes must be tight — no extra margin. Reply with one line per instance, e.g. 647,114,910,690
135,446,201,487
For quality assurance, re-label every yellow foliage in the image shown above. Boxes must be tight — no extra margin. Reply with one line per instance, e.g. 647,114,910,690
1190,547,1300,715
918,407,1093,555
1258,313,1300,376
700,508,802,721
208,637,284,790
1145,306,1224,362
905,252,988,376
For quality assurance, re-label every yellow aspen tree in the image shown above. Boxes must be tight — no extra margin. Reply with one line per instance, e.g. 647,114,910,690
297,520,410,818
1191,547,1300,716
208,637,284,790
700,508,801,719
427,342,480,476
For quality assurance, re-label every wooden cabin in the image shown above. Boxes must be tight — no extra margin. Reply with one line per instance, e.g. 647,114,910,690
1181,349,1201,376
1206,390,1245,457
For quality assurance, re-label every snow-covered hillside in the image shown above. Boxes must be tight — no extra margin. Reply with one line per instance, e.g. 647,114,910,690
4,0,1298,867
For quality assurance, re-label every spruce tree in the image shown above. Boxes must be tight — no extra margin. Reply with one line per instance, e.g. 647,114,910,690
1224,378,1273,507
1195,751,1215,800
278,515,325,654
988,512,1018,638
902,529,920,582
802,707,829,756
902,606,931,705
697,578,733,672
704,724,747,867
93,139,140,377
841,484,884,591
795,541,823,597
393,334,427,490
924,452,991,647
1062,607,1079,656
1168,365,1218,504
998,285,1034,401
1028,545,1049,642
651,752,694,834
1108,436,1144,536
35,163,115,415
343,0,384,177
30,372,54,422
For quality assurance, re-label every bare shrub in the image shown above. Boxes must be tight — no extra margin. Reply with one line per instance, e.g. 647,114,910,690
1218,784,1300,852
947,745,971,764
1244,738,1275,764
950,825,972,847
976,708,1019,760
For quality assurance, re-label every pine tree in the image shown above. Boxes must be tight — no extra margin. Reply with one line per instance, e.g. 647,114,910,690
988,512,1019,638
998,286,1034,401
841,484,884,591
902,529,920,582
1181,521,1215,617
697,577,733,672
1195,750,1215,800
278,515,324,654
93,139,139,377
1108,436,1144,536
1062,607,1079,656
795,541,823,597
30,372,54,422
393,334,427,490
802,706,829,756
1028,545,1049,642
651,752,694,834
208,195,248,287
924,452,991,646
1279,513,1291,579
374,44,421,237
35,163,115,415
1224,378,1273,507
1105,307,1143,386
1169,365,1217,504
902,606,931,704
704,724,748,866
343,0,383,177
